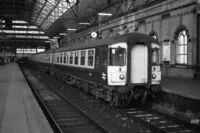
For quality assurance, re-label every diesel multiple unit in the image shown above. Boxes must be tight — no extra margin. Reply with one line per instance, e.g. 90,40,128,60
29,33,161,106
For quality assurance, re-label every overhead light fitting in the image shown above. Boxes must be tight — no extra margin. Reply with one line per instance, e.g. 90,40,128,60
98,13,112,16
79,22,90,25
53,36,60,39
67,28,77,31
59,33,67,36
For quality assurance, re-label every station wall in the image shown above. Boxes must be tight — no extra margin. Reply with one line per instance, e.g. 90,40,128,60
68,0,198,79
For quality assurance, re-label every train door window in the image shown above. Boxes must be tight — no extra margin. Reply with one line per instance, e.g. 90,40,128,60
102,50,108,66
98,47,108,67
151,43,160,65
88,49,95,67
69,51,74,65
57,53,59,63
75,51,79,65
80,50,86,66
109,47,126,66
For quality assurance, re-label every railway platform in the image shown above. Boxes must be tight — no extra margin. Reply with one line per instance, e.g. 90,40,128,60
162,77,200,100
0,63,53,133
157,77,200,118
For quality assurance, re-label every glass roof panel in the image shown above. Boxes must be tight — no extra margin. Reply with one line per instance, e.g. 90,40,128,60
31,0,77,31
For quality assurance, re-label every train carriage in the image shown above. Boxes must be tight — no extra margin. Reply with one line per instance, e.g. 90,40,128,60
29,33,161,106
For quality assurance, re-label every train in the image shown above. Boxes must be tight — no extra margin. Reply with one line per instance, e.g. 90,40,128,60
28,33,161,107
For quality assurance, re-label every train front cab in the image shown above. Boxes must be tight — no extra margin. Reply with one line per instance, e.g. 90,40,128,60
106,39,161,104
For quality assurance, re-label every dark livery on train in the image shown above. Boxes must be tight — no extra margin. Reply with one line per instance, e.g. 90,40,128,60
29,33,161,106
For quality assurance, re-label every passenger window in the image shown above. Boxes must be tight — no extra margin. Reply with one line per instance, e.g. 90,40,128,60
57,53,59,63
88,49,94,66
70,52,74,64
81,51,85,66
75,51,79,65
60,53,62,63
64,52,66,63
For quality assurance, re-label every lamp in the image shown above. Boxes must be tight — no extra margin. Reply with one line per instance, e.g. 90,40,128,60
98,13,112,16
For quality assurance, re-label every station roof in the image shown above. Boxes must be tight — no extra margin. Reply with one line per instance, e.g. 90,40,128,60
0,0,160,50
0,0,117,49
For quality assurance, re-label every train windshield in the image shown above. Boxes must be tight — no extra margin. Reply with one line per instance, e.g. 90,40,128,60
109,47,126,66
151,43,160,65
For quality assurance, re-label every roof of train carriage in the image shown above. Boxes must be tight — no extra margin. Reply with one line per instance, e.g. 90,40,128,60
53,33,159,53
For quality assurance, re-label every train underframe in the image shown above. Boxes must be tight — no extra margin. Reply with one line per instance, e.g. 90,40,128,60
38,63,154,107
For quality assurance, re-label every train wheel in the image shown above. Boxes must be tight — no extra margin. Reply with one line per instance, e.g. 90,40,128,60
133,88,148,103
110,93,118,106
118,91,133,107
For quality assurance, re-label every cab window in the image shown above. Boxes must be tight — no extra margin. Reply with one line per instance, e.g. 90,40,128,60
109,47,126,66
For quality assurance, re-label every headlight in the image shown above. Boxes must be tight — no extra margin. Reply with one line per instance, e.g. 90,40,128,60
152,74,156,79
119,74,125,80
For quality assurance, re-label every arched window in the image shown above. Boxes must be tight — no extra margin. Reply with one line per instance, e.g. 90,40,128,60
176,30,188,64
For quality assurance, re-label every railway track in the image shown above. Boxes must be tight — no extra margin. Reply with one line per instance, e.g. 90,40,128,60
21,68,109,133
47,70,200,133
20,66,200,133
123,107,198,133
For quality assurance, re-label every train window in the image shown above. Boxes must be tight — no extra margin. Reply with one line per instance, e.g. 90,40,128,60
57,53,59,63
109,47,126,66
64,52,68,64
53,53,56,63
88,49,94,66
60,53,62,63
64,52,66,63
75,51,79,65
152,48,159,65
66,52,69,64
69,51,74,65
80,51,85,66
103,50,108,66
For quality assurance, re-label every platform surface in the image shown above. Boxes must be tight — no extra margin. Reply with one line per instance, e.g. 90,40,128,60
0,63,53,133
162,77,200,100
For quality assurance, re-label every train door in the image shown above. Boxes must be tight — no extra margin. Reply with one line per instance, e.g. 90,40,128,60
131,44,148,83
